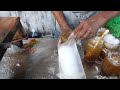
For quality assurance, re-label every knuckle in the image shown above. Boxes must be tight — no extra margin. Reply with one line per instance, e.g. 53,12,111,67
84,35,87,38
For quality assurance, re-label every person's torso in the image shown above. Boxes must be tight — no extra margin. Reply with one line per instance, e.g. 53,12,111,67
63,11,99,29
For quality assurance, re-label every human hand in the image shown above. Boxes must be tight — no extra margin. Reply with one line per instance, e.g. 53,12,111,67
73,15,107,40
58,28,72,45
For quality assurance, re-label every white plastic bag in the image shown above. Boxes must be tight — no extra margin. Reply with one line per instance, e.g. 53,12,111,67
57,38,86,79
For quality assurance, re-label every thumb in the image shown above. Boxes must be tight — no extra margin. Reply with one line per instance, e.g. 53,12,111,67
68,32,75,39
58,38,62,45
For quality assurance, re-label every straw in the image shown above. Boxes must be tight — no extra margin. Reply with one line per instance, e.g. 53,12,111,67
95,30,109,47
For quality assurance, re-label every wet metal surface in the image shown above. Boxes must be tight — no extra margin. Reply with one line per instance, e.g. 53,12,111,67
0,45,29,79
0,38,59,79
0,38,119,79
23,38,59,79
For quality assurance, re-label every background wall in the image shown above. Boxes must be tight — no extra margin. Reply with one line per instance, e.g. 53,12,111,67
0,11,98,34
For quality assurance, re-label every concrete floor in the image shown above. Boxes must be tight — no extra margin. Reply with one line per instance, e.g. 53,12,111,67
0,38,119,79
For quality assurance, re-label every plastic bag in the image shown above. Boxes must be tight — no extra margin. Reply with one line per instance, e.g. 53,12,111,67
57,38,86,79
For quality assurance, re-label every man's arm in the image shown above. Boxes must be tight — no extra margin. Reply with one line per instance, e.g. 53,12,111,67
52,11,72,32
98,11,120,22
90,11,120,27
74,11,120,39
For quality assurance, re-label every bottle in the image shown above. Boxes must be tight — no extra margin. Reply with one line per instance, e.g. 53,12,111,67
30,29,38,38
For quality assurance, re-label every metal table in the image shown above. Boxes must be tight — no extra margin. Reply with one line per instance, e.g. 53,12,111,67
0,38,119,79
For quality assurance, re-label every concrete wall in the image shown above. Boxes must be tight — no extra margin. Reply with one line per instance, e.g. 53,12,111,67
0,11,98,33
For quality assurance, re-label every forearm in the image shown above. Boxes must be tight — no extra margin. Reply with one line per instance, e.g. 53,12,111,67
94,11,120,25
99,11,120,21
88,11,120,28
52,11,71,32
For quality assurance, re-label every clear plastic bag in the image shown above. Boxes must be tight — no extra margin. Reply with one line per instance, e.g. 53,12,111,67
57,38,86,79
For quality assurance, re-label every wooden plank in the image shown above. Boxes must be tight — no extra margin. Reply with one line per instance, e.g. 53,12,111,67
0,17,20,44
0,17,20,61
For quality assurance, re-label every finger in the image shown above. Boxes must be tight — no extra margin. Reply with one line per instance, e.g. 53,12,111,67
81,30,91,40
87,33,94,39
86,29,97,39
58,38,62,45
73,21,85,35
75,23,89,39
92,30,97,36
74,22,84,35
69,32,75,39
90,30,96,37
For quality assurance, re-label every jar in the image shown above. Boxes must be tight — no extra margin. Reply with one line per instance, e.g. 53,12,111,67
99,34,120,64
84,36,104,62
104,41,119,51
103,34,120,51
98,48,108,64
101,51,120,76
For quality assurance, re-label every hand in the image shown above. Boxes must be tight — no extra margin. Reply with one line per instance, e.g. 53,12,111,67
73,15,107,40
58,28,72,44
